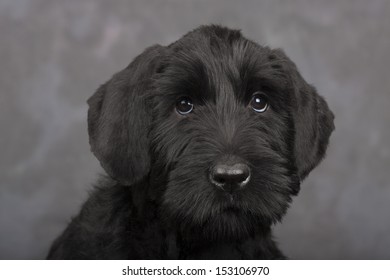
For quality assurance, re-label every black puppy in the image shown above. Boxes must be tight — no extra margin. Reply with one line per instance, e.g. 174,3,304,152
48,25,334,259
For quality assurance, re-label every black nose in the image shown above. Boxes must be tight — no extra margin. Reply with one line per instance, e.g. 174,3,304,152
210,163,251,192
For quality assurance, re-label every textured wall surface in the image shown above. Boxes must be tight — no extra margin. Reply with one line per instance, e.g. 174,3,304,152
1,0,389,259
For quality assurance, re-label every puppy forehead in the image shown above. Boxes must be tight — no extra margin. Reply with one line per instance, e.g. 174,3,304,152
165,27,283,102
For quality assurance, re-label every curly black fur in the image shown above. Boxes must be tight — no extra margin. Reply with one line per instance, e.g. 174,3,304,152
47,25,334,259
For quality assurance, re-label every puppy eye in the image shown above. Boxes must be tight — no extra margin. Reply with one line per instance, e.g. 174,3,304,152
176,96,194,115
250,92,268,113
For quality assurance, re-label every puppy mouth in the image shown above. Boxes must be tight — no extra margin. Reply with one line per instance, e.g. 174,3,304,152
221,204,243,215
218,193,244,211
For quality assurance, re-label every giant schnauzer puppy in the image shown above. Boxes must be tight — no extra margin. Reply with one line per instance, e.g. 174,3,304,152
47,25,334,259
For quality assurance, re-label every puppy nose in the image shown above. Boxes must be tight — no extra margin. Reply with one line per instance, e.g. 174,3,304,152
210,163,251,192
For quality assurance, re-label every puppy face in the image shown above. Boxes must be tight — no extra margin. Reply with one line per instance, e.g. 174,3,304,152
87,25,334,240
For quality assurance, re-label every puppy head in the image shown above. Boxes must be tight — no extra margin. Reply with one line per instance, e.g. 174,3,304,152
88,25,334,239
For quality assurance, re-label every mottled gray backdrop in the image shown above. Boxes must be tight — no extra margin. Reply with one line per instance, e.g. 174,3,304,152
1,0,389,259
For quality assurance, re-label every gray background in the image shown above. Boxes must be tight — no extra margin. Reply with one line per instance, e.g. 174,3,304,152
1,0,389,259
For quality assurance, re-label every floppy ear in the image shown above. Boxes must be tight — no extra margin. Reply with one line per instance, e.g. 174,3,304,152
293,81,334,180
291,61,334,180
272,49,335,180
87,45,165,185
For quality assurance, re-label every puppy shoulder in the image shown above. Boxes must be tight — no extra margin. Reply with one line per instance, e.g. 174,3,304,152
47,177,150,259
79,175,133,224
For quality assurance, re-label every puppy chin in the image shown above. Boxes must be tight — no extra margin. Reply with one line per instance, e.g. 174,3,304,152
170,203,272,242
162,178,290,241
183,209,263,242
203,211,258,241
